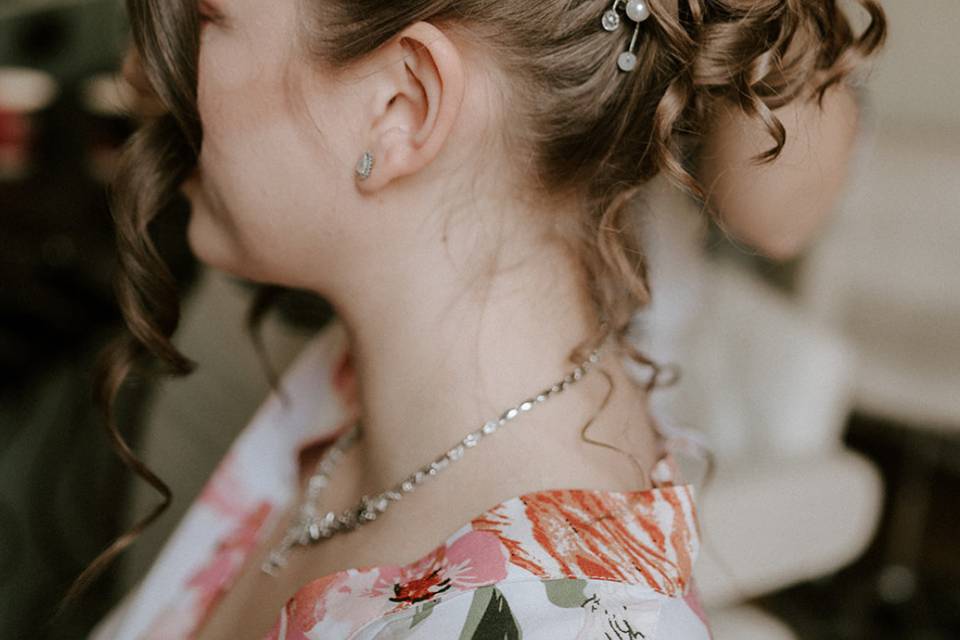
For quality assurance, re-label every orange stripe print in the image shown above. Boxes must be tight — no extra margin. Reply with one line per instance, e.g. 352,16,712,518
471,487,698,597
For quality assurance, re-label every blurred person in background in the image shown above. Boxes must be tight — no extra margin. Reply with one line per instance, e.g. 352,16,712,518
62,0,884,638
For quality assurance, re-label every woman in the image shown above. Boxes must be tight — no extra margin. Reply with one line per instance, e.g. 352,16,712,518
83,0,885,637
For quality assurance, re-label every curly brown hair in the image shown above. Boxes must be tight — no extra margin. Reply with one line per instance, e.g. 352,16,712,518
64,0,886,609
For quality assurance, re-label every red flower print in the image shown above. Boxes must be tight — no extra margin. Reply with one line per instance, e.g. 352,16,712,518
389,565,452,604
371,530,509,605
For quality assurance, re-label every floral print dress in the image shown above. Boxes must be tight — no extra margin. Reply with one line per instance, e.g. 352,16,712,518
92,319,712,639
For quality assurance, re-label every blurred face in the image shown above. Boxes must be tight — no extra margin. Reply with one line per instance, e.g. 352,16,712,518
179,0,356,286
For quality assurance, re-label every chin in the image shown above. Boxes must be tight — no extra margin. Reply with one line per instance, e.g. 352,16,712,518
185,205,283,286
185,205,247,278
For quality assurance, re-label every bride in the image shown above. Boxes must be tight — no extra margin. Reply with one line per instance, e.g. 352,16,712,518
77,0,885,638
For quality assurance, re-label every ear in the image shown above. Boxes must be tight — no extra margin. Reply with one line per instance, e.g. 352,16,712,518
354,22,465,191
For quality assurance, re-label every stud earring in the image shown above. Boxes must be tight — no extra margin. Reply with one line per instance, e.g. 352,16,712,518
355,151,374,181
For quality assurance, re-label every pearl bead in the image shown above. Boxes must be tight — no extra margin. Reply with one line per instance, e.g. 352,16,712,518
625,0,650,22
617,51,637,72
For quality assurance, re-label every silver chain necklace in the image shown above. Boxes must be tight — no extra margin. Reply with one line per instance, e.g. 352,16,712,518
261,344,603,576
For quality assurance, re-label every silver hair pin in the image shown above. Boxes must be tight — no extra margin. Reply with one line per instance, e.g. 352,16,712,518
601,0,652,72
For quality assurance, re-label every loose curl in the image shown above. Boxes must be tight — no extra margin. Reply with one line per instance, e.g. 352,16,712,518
63,0,886,610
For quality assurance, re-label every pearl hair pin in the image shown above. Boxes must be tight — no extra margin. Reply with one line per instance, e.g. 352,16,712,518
601,0,652,72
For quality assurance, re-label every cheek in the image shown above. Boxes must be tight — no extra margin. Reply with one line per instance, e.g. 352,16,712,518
197,55,286,201
189,27,350,285
189,72,336,285
192,57,310,274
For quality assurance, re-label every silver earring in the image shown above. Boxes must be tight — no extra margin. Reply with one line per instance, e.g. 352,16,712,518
355,151,374,181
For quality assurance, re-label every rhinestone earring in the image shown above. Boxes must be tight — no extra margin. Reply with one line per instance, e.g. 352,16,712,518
355,151,374,181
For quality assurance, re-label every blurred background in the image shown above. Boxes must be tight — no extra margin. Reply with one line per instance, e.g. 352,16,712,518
0,0,957,638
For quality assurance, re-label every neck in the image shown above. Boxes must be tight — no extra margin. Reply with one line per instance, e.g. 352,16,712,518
352,264,609,486
318,221,624,494
304,172,663,498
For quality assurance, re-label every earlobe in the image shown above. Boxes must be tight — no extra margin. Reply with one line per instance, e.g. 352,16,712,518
354,22,465,192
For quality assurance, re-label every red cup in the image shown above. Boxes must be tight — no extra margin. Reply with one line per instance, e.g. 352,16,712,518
0,66,58,181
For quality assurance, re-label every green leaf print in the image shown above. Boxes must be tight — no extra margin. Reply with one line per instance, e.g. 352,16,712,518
409,599,438,629
542,578,589,609
458,586,522,640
